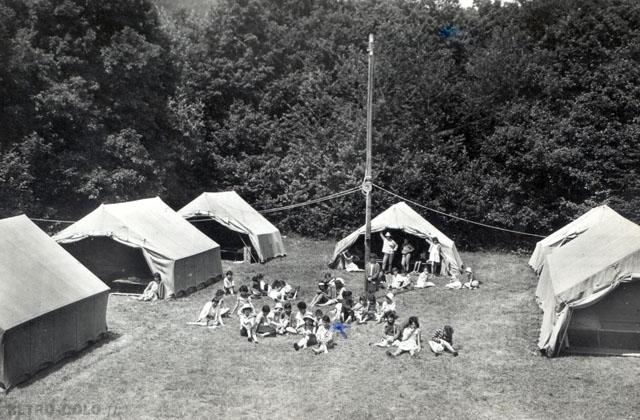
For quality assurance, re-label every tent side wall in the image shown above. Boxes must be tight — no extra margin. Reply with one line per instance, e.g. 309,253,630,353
0,291,108,390
172,248,222,294
255,231,286,262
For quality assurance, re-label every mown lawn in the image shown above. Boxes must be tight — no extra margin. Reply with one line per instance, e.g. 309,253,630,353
2,236,639,419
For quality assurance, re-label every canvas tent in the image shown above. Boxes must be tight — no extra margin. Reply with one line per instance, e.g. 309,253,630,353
328,202,463,275
54,197,222,296
178,191,286,263
535,212,640,357
0,215,109,391
528,205,627,273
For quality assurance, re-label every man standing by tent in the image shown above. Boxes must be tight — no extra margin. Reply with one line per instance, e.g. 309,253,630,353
380,232,398,273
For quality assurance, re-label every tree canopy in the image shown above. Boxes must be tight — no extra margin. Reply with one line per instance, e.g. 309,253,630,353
1,0,639,247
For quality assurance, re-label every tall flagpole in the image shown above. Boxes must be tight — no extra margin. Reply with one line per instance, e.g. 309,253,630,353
364,34,374,297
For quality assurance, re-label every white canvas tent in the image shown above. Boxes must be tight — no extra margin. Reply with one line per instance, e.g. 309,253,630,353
329,202,463,275
536,212,640,357
529,205,628,273
0,215,109,390
54,197,222,296
178,191,286,263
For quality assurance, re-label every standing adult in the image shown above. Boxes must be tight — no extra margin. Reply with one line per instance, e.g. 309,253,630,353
400,238,415,273
427,237,442,275
380,232,398,273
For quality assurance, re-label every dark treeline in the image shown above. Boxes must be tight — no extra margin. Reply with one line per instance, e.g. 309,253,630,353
1,0,639,248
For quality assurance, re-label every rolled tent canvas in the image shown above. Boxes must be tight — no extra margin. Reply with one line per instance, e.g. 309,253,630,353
329,202,463,275
535,212,640,356
529,205,628,273
0,215,109,391
53,197,222,296
178,191,286,263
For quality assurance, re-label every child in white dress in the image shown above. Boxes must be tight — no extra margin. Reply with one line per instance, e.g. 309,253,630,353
387,316,421,357
414,266,436,289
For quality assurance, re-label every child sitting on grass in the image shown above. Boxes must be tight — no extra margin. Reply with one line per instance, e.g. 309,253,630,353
230,285,254,316
428,325,458,356
281,302,294,333
371,311,399,347
414,266,435,289
376,293,397,323
255,305,277,337
387,316,421,357
340,299,356,323
268,302,287,334
444,273,463,290
251,275,266,297
310,279,333,307
462,266,479,289
316,278,346,307
357,295,378,324
223,270,235,295
188,289,229,327
286,301,308,334
389,267,412,290
239,304,259,343
312,315,335,354
293,313,318,351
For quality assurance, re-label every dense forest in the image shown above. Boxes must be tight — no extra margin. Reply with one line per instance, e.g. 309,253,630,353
1,0,639,248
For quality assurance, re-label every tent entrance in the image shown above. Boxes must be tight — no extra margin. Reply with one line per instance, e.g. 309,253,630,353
61,237,153,292
189,218,258,262
342,229,431,271
566,281,640,355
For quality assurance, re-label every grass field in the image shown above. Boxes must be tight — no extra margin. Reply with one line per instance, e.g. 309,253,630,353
2,237,639,419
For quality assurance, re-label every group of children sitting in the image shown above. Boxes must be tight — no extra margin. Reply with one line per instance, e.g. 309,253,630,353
187,269,460,358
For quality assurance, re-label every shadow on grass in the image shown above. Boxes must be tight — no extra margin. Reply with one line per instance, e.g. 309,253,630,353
10,331,123,393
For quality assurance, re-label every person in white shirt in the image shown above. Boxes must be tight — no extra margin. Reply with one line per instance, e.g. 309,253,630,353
312,316,335,354
376,292,397,323
389,267,411,290
427,237,442,275
380,232,398,273
414,266,436,289
223,270,235,295
138,272,163,301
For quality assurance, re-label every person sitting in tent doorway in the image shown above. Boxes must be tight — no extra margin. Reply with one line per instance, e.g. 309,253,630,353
366,254,385,293
412,250,429,273
400,238,415,273
427,237,442,275
380,232,398,273
138,272,164,301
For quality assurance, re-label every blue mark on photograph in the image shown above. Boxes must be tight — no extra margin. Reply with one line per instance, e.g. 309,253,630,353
439,25,460,39
331,321,351,339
